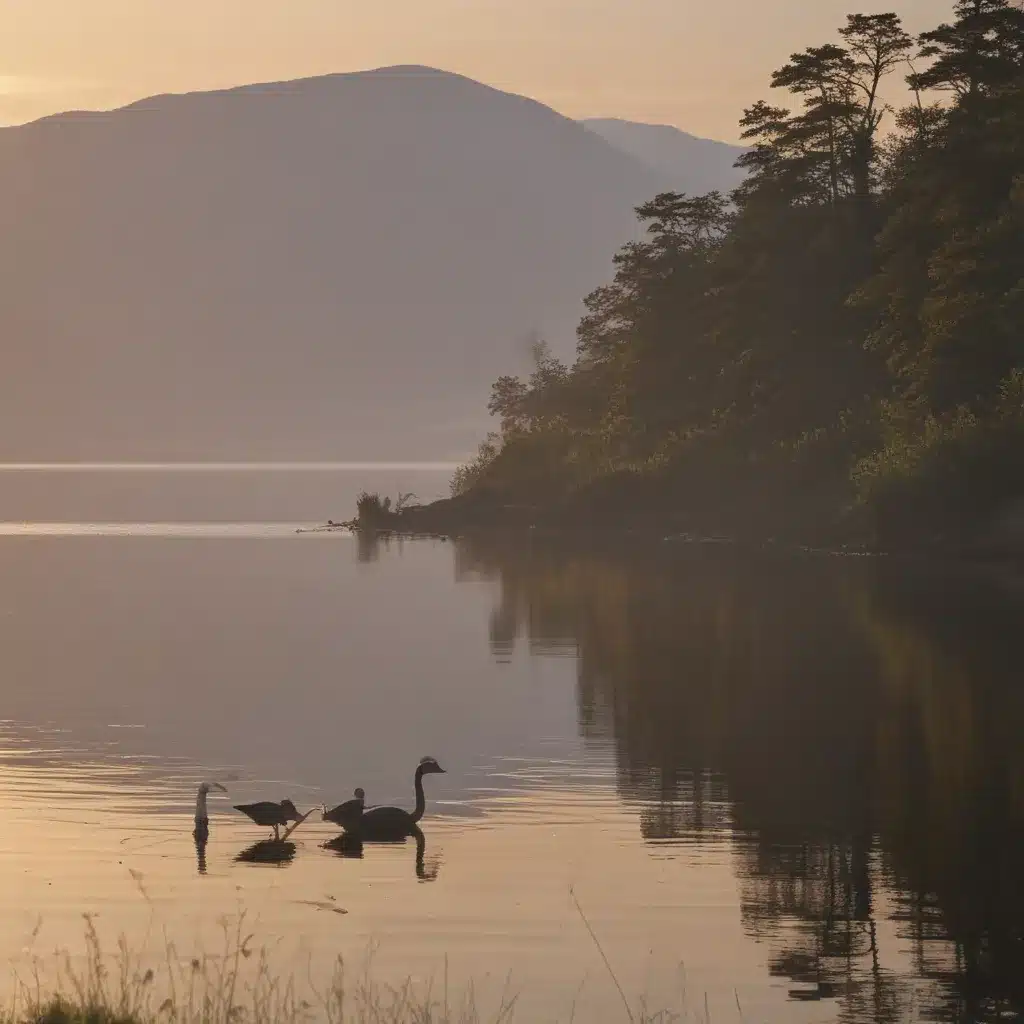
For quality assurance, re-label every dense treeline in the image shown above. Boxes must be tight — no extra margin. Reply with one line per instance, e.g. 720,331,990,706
450,1,1024,548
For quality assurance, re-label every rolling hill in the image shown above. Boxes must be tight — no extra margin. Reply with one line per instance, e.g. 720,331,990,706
0,66,740,461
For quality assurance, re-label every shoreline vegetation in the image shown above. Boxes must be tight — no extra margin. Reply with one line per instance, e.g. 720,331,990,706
4,920,517,1024
4,916,693,1024
344,2,1024,556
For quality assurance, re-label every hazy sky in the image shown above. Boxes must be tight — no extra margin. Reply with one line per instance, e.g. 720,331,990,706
0,0,951,142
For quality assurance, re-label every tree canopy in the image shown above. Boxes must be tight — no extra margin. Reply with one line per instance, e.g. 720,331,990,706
451,0,1024,548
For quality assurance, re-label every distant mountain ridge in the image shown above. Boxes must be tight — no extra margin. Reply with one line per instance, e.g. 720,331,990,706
582,117,747,196
0,65,743,461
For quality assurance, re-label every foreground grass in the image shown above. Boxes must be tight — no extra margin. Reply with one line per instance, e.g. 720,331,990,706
4,914,519,1024
3,914,692,1024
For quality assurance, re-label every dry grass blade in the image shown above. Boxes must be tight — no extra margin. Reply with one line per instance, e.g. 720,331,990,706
568,886,634,1024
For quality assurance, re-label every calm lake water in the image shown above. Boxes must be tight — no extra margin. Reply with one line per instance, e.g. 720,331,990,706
0,467,1021,1023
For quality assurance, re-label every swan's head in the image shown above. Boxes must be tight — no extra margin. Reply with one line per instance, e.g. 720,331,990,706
418,757,446,776
280,799,301,821
198,782,228,796
354,788,365,800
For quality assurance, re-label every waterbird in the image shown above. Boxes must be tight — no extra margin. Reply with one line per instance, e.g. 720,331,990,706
233,798,302,841
322,787,365,830
193,781,227,840
341,757,445,840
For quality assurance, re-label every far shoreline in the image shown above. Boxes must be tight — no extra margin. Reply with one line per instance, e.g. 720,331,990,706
331,491,1024,572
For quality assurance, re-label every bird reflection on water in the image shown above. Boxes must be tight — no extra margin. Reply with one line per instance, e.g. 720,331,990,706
323,831,364,859
323,825,440,881
235,839,298,866
194,828,208,874
412,827,440,882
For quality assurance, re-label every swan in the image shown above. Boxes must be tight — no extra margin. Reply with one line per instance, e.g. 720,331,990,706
233,798,302,840
344,757,445,840
323,787,365,829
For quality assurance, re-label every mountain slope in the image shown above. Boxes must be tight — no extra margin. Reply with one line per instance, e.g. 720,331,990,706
582,117,746,196
0,67,672,460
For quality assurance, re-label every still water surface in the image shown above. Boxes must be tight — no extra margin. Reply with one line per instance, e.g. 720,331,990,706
0,468,1020,1022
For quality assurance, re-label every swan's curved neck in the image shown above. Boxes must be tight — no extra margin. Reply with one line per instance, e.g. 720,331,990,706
411,767,426,823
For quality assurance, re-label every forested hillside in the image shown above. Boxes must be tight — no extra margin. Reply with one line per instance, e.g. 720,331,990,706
449,1,1024,549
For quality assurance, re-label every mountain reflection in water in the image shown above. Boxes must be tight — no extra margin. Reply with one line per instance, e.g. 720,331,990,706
444,535,1024,1023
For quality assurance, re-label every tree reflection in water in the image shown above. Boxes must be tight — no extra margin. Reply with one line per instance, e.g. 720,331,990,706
454,538,1024,1023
